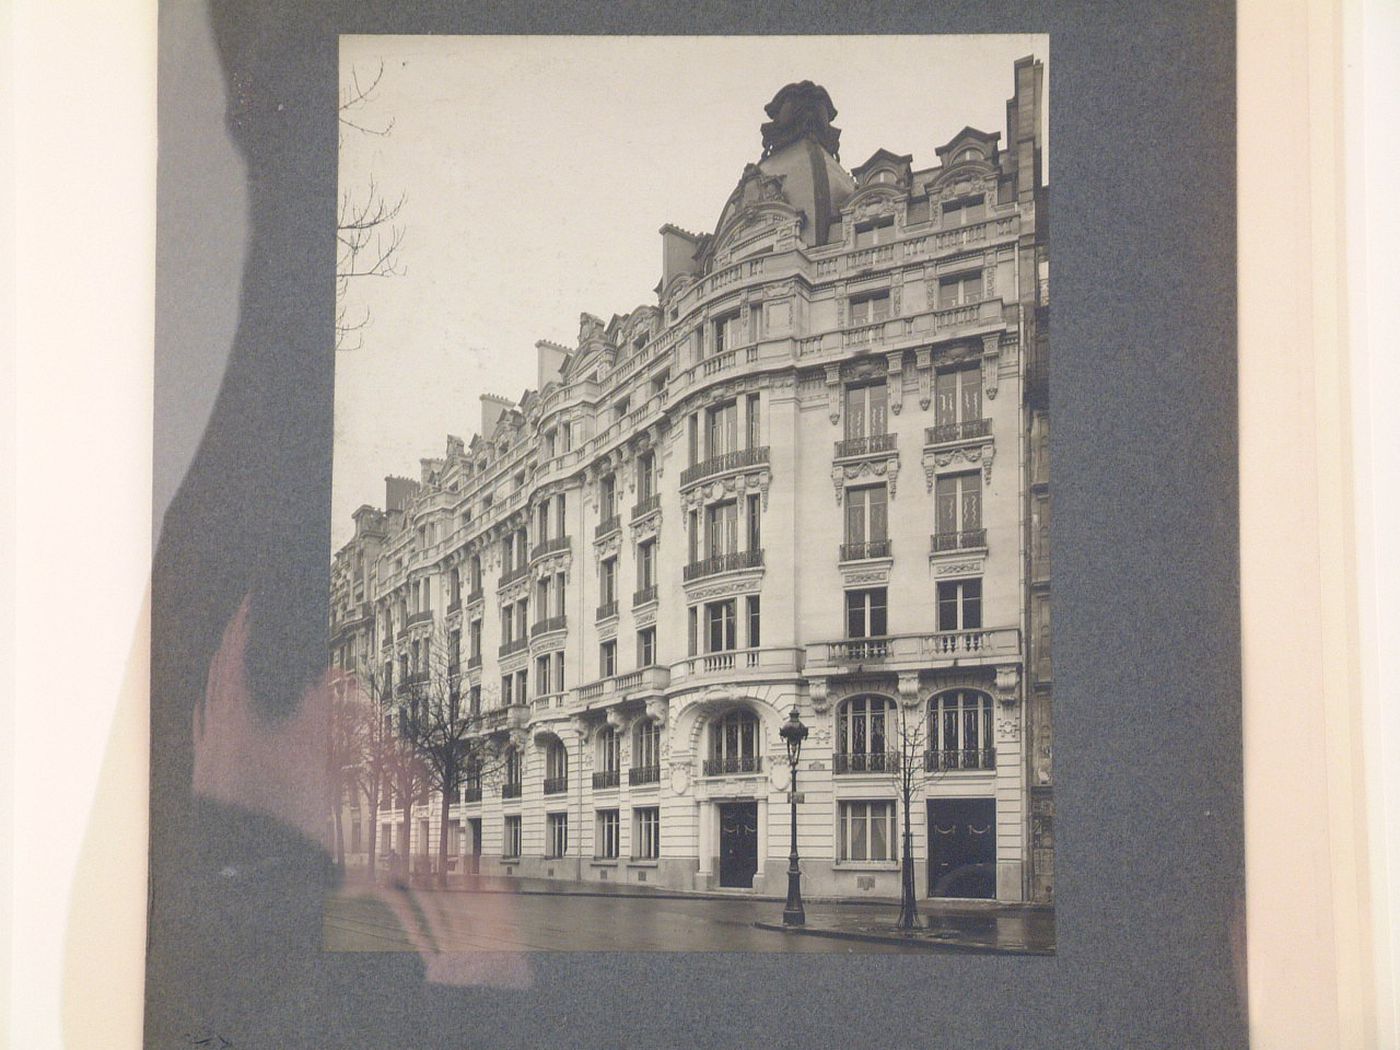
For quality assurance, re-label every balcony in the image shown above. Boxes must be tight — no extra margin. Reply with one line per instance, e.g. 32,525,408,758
926,748,997,772
671,646,804,684
447,599,462,615
683,548,763,582
531,535,572,562
595,515,621,540
466,587,485,606
833,751,901,775
498,637,528,658
592,770,620,790
499,564,529,588
576,665,671,707
633,584,658,608
806,628,1020,673
543,776,568,795
406,609,433,628
480,702,530,732
467,653,483,670
502,782,522,800
680,445,770,488
631,493,660,520
702,755,763,777
1026,359,1049,408
463,785,483,803
628,765,661,786
931,529,987,553
834,433,897,459
931,296,1004,335
840,539,891,562
531,614,568,638
925,418,992,445
596,600,619,623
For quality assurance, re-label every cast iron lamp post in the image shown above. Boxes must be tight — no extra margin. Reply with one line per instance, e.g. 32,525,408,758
779,703,809,926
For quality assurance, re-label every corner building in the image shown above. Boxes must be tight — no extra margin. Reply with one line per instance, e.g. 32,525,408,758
330,57,1053,904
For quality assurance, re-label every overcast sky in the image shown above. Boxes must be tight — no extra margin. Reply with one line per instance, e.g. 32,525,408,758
333,34,1048,550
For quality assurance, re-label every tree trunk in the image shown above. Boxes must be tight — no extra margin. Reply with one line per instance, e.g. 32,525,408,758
366,796,379,884
333,802,345,877
897,778,921,930
400,802,412,887
437,783,452,890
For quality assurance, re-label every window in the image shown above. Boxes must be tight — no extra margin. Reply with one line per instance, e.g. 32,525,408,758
839,800,897,861
614,396,630,421
503,815,522,858
844,484,889,556
936,578,983,631
849,291,891,325
934,367,983,430
745,493,761,552
854,215,894,247
545,740,568,794
938,271,984,308
844,383,888,440
941,195,986,227
934,472,983,544
704,599,737,653
468,684,481,717
469,554,482,592
600,474,616,520
846,588,888,639
746,393,761,449
547,813,569,858
501,674,513,705
450,568,461,606
469,619,482,660
505,749,522,792
708,709,760,774
635,807,660,859
706,500,739,558
837,696,896,771
555,493,567,536
515,668,528,703
544,429,557,458
929,690,995,770
598,728,620,775
638,626,656,666
636,452,655,501
746,595,761,648
553,651,565,693
714,311,743,353
597,809,620,859
637,541,656,591
536,500,550,539
561,423,573,452
536,653,553,695
705,400,738,458
634,721,661,773
600,557,617,604
600,639,617,678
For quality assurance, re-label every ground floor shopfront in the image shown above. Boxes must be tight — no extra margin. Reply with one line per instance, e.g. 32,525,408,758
341,666,1053,904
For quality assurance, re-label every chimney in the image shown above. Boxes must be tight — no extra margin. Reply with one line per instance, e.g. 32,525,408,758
480,393,514,438
536,340,569,389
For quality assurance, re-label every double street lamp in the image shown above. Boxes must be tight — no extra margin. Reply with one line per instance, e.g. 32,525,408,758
779,703,809,926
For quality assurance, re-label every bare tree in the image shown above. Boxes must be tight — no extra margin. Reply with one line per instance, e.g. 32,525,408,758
327,682,366,876
887,701,931,930
337,60,405,352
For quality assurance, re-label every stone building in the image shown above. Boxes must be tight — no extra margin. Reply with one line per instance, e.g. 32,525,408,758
329,55,1052,904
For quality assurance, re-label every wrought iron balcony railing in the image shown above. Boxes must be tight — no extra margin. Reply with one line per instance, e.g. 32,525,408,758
466,587,485,606
531,615,568,638
592,770,620,790
702,754,763,777
463,785,483,803
406,609,434,627
498,637,528,658
543,776,568,795
596,600,618,622
834,432,897,458
680,445,769,488
631,493,660,520
925,418,992,445
633,584,658,607
467,653,483,669
840,539,891,562
628,765,661,786
683,548,763,582
501,782,522,800
925,747,997,772
531,535,572,562
595,515,621,540
931,529,987,552
833,751,902,774
498,564,530,588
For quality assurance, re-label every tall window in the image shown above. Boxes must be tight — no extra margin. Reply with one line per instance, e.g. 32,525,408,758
708,709,759,774
515,667,528,703
469,553,481,592
936,578,983,631
746,595,761,648
714,311,743,353
600,557,617,605
469,619,482,659
468,684,481,716
839,800,897,861
837,696,896,771
704,599,737,653
536,500,550,539
745,494,761,552
504,748,522,796
634,807,660,860
634,721,661,773
845,484,888,556
637,540,656,591
935,472,983,543
846,588,888,639
597,728,620,775
536,653,553,695
746,393,761,449
939,271,984,308
844,383,888,440
941,195,986,227
934,366,983,429
706,400,738,458
546,813,568,858
600,639,617,678
553,650,565,694
596,809,620,859
637,626,656,666
706,500,739,558
929,690,995,770
853,215,894,247
849,290,891,325
555,493,567,536
503,815,522,858
544,740,568,793
600,474,616,521
636,452,655,501
501,674,513,705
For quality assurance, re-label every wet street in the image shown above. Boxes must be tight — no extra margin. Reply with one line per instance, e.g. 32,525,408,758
323,883,1053,955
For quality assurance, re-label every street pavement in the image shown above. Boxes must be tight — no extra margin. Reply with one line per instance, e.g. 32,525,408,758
323,881,1054,955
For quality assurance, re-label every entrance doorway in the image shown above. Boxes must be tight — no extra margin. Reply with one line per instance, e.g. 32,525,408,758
718,801,759,888
928,797,996,899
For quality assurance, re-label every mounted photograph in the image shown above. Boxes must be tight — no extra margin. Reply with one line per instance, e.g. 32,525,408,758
325,33,1053,955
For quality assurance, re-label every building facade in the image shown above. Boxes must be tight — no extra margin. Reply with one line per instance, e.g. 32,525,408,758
330,57,1053,904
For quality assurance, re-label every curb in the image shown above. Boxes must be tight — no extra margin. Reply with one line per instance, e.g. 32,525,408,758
751,921,1056,955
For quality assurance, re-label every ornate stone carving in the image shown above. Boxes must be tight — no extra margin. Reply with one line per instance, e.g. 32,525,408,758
683,572,765,602
809,677,830,712
832,456,900,504
824,362,842,425
886,350,905,415
646,697,668,726
922,443,994,489
981,332,1001,400
681,470,772,513
934,558,984,577
760,81,842,159
916,347,933,410
996,712,1021,742
897,671,922,706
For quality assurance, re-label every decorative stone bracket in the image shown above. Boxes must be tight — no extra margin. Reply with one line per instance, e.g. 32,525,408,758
645,697,668,727
825,363,842,425
916,348,933,410
887,349,905,414
981,331,1001,400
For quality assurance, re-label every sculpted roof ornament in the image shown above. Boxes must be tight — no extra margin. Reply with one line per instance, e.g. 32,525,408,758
761,81,841,159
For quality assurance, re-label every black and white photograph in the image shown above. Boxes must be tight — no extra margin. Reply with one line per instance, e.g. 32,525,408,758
324,34,1054,955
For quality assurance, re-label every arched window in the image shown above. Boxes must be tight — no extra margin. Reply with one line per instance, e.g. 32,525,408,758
632,721,662,784
836,696,897,773
544,739,569,794
928,690,995,771
593,727,620,789
706,709,761,776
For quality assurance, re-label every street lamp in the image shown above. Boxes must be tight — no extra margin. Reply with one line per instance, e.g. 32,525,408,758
779,703,809,926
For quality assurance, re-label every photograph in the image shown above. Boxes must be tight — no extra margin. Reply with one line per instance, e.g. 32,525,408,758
325,34,1053,954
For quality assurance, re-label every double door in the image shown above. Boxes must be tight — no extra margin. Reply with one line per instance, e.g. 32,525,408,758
928,798,996,899
718,801,758,888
